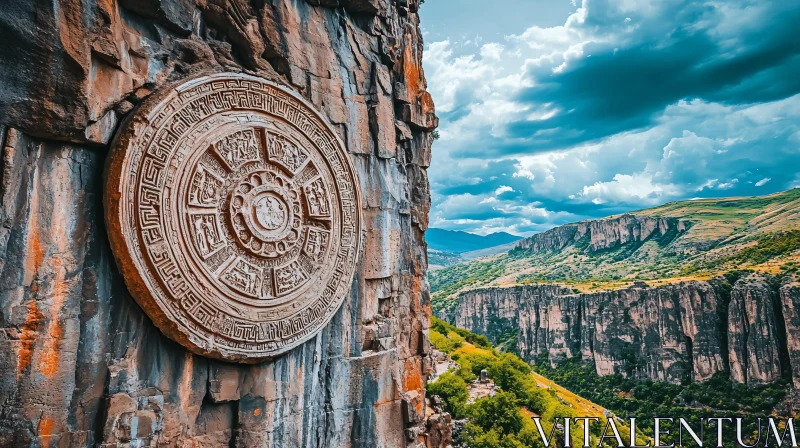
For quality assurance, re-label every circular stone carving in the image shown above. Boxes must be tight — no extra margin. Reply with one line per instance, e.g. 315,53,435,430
104,73,363,362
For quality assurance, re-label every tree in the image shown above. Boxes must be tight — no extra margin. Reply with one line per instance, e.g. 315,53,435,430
463,424,526,448
463,352,497,376
489,353,531,390
427,372,469,418
469,391,525,435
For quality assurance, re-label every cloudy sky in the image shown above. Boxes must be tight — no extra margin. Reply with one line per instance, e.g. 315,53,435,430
419,0,800,236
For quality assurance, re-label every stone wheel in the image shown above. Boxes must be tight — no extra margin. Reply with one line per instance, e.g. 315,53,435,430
105,73,363,362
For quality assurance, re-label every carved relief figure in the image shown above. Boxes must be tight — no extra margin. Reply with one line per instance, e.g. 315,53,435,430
189,165,221,206
304,228,329,261
255,195,287,230
215,129,260,169
305,178,330,217
193,214,224,256
223,259,261,296
267,133,308,173
275,263,308,295
286,142,303,169
228,170,303,258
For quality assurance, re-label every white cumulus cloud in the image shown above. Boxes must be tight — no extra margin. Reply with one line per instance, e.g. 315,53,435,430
495,185,514,195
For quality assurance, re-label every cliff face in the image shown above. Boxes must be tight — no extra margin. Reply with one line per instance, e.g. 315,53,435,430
728,279,784,385
444,277,797,387
515,215,687,253
780,283,800,388
0,1,439,447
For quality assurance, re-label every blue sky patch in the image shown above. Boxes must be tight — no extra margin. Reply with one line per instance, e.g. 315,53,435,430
421,0,800,236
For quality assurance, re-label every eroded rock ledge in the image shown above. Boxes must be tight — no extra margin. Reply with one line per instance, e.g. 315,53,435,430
442,277,800,388
515,215,689,254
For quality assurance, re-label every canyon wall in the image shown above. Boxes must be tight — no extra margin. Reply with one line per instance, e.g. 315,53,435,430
0,1,440,447
780,282,800,388
515,215,688,253
443,277,799,387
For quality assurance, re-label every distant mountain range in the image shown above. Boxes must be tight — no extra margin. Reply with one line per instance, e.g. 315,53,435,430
425,228,522,253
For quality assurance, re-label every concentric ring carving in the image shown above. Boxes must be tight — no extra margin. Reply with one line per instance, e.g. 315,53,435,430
105,73,363,362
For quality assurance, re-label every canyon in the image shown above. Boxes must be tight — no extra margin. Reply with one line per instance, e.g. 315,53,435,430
431,191,800,392
440,277,800,388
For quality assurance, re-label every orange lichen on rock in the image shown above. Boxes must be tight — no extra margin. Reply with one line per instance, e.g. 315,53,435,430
39,319,63,378
420,91,435,116
18,301,45,374
38,416,55,439
28,232,45,280
403,44,421,102
32,205,71,378
402,358,423,393
37,191,74,378
40,259,67,378
24,186,45,286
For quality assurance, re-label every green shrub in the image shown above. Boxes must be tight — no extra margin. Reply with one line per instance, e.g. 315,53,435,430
429,330,456,353
448,331,466,349
468,391,525,435
431,319,448,334
462,352,498,376
427,372,469,418
488,353,533,400
462,424,526,448
455,360,477,382
515,375,551,415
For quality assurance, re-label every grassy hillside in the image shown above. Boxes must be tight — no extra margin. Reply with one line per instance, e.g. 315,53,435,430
461,241,522,261
428,242,522,271
428,249,463,270
428,317,646,447
635,187,800,242
430,189,800,309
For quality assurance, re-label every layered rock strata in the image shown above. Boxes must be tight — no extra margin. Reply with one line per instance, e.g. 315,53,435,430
0,0,440,446
780,282,800,388
515,215,688,253
443,277,797,387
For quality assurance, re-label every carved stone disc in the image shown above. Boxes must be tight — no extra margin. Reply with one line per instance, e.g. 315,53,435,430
105,73,363,362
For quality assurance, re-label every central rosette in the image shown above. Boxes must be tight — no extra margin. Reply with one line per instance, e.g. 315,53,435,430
180,124,336,304
255,195,287,230
229,169,303,258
